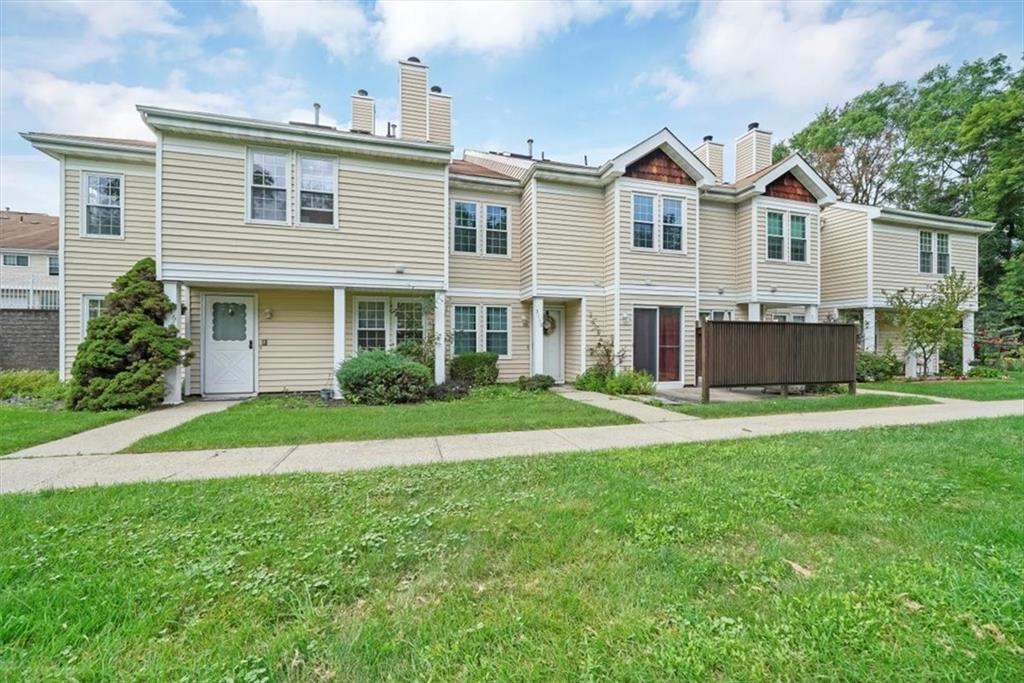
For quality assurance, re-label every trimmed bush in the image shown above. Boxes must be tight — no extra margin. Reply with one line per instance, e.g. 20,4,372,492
517,374,555,392
0,370,66,403
574,368,609,392
337,351,431,405
856,351,902,383
605,370,655,395
968,365,1003,378
449,352,499,385
67,258,192,411
394,339,434,368
426,380,472,402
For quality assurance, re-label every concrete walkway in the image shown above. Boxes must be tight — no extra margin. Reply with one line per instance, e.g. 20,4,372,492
9,400,239,458
554,387,698,422
2,398,1019,495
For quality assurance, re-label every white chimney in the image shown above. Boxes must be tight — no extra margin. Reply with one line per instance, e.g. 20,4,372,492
735,122,772,180
351,89,374,134
398,56,428,141
694,134,724,180
427,85,451,146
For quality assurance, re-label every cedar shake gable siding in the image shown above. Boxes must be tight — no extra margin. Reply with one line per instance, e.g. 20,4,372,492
765,172,816,203
625,149,695,186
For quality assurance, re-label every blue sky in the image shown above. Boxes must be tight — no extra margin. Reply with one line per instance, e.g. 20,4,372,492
2,0,1021,214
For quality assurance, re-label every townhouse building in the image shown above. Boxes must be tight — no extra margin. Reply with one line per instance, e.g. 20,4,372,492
0,210,60,310
22,58,989,403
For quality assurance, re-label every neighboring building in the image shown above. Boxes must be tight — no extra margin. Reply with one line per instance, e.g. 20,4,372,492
21,58,991,402
0,210,60,310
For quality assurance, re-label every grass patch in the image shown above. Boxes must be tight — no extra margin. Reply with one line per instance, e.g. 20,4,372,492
672,392,933,419
1,417,1022,679
868,370,1023,401
0,406,136,456
125,385,635,452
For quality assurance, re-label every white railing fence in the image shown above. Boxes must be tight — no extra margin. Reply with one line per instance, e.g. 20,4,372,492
0,274,60,310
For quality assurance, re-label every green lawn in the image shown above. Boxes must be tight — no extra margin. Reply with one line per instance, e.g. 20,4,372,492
2,417,1022,679
868,371,1024,401
0,406,136,456
125,386,635,452
671,392,934,419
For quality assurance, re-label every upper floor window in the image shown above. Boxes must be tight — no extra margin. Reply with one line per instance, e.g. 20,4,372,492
298,156,335,226
632,194,655,248
453,305,477,355
249,150,288,223
485,206,508,255
3,254,28,267
453,201,477,253
936,233,950,274
84,173,122,237
790,214,807,262
919,231,933,273
767,211,785,260
48,256,59,276
662,198,683,251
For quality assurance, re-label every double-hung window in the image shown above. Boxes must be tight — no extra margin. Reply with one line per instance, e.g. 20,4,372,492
82,295,107,338
661,198,683,251
3,254,28,267
298,156,335,226
453,202,477,253
789,214,807,262
84,173,122,236
919,231,933,273
936,233,950,274
485,206,508,255
48,256,59,276
485,306,509,356
632,194,655,248
453,305,478,355
766,211,785,260
394,301,425,345
356,300,387,351
249,150,289,223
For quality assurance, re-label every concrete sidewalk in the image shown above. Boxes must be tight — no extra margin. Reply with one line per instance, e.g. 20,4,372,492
2,398,1019,495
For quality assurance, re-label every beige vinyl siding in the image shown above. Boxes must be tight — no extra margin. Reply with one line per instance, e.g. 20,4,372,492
0,250,58,288
447,296,529,381
564,299,582,381
754,200,819,299
734,200,753,294
399,63,428,141
535,182,604,287
872,223,979,309
618,184,698,288
63,160,156,373
161,144,445,277
519,181,534,291
735,137,753,180
619,293,697,385
697,199,737,294
753,131,772,173
259,289,334,392
602,185,616,285
876,313,907,357
820,205,868,305
188,286,201,393
427,93,451,145
448,189,521,290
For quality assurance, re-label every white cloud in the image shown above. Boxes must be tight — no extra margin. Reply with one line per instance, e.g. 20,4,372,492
242,0,370,59
623,0,684,22
0,155,60,215
372,0,608,60
24,0,181,38
199,48,251,77
639,1,951,108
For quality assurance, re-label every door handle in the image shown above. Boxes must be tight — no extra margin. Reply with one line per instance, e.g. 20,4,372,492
249,340,253,349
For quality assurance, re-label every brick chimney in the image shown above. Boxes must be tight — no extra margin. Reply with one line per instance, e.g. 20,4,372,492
734,122,772,179
351,89,374,134
694,134,724,180
427,85,451,146
398,57,428,141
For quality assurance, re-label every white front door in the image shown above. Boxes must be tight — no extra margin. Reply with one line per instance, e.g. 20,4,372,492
203,295,255,395
542,307,564,383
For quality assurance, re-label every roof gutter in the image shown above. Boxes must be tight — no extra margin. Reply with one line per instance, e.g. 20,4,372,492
875,207,994,233
20,132,155,162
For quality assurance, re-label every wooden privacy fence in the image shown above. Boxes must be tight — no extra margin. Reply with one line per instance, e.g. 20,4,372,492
699,321,857,403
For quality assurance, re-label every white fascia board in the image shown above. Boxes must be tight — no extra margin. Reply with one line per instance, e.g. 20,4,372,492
751,156,837,205
874,208,993,234
21,134,155,164
449,176,521,192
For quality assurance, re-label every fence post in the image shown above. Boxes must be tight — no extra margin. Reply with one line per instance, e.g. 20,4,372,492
781,384,789,398
848,380,857,395
700,322,710,404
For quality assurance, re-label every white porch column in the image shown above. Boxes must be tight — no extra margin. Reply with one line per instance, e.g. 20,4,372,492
433,291,446,384
962,311,975,374
748,302,762,322
905,352,918,378
332,287,346,398
804,305,818,323
162,281,183,405
862,308,876,352
531,297,545,375
579,297,588,376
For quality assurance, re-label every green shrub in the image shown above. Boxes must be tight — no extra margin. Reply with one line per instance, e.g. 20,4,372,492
517,374,555,391
604,370,655,395
968,365,1003,378
67,258,192,411
856,351,902,382
574,367,610,392
0,370,63,401
426,380,471,401
394,339,434,368
337,350,431,405
449,352,499,385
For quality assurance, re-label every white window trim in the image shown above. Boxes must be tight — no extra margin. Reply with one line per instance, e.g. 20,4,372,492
450,303,512,359
764,209,810,264
630,193,657,252
918,230,934,274
935,232,951,275
80,294,106,340
296,153,339,230
80,170,126,240
450,200,510,258
245,148,292,227
700,309,732,322
351,295,429,353
3,254,29,267
630,192,687,254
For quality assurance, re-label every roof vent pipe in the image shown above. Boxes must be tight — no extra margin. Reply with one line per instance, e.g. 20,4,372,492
313,102,321,126
527,138,534,158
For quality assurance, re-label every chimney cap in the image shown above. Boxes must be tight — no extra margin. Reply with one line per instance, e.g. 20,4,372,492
356,89,368,96
747,121,759,131
407,56,421,63
702,134,713,142
430,85,442,93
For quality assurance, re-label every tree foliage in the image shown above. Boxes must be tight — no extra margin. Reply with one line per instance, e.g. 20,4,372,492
884,271,976,376
67,258,192,411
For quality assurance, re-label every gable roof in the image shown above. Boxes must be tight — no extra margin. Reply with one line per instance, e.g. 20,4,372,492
607,128,716,187
0,210,59,251
725,153,837,205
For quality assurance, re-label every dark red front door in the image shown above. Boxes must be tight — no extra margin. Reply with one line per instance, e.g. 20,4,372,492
658,307,680,381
